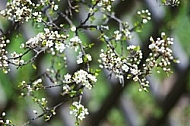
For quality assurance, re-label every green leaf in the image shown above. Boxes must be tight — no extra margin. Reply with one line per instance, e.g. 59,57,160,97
69,90,77,97
32,64,37,70
161,0,167,4
134,45,140,51
83,55,88,63
88,43,94,48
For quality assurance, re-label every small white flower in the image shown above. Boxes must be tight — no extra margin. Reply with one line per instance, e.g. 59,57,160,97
133,76,139,82
106,5,112,11
5,120,10,124
76,52,83,64
142,19,148,24
64,73,72,83
46,40,54,47
69,36,82,51
2,112,6,116
114,30,122,41
87,74,97,82
122,64,129,72
77,57,83,64
89,8,94,14
149,43,156,49
70,36,82,43
20,43,25,48
130,67,139,75
100,25,109,30
42,98,46,102
44,28,50,34
71,26,76,32
0,120,3,123
150,36,154,41
55,43,66,53
15,9,23,16
0,10,5,15
139,88,142,92
86,54,92,61
63,84,70,92
54,5,59,10
32,12,38,16
161,32,165,37
127,45,136,50
33,110,38,114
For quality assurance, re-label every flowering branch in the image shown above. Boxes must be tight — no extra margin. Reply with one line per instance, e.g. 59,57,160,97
0,0,180,125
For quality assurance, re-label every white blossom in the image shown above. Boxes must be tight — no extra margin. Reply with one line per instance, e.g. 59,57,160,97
137,9,151,24
71,26,76,32
46,40,54,47
64,74,72,83
70,102,89,121
122,64,129,72
114,30,122,41
2,112,6,116
55,43,66,53
0,0,33,22
77,57,83,64
86,54,92,61
54,5,59,10
73,69,96,90
70,36,82,43
69,36,82,51
5,120,10,124
130,67,139,75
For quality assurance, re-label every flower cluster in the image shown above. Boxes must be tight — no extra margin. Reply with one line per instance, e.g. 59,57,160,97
41,0,59,11
144,32,180,73
32,11,43,23
10,51,25,66
121,22,132,40
137,9,151,24
126,45,143,65
73,69,97,89
0,112,13,125
0,0,34,22
99,47,129,82
125,45,151,90
99,31,179,91
25,30,82,54
0,0,59,23
33,97,56,121
25,28,68,55
126,46,150,91
112,22,132,42
63,69,97,90
0,37,10,74
18,78,43,96
114,30,122,41
70,102,89,121
99,45,147,89
95,0,115,12
0,0,181,124
77,52,92,64
161,0,180,7
69,36,82,52
34,0,59,22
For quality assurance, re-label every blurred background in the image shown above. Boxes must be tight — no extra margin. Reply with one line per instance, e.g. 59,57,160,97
0,0,190,126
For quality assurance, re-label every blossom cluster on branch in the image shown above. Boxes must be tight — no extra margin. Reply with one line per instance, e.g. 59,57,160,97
0,0,180,125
